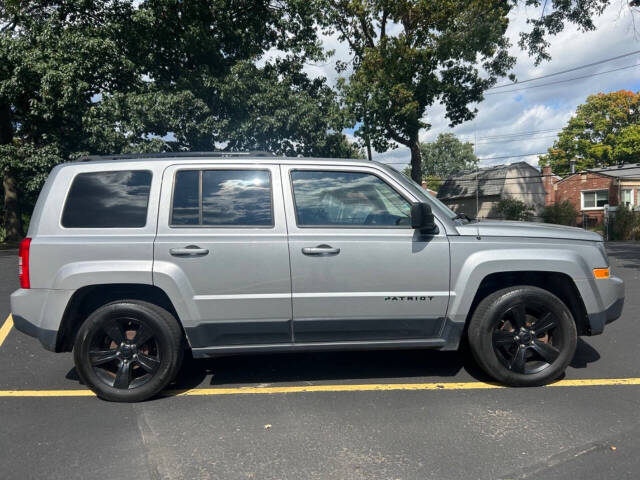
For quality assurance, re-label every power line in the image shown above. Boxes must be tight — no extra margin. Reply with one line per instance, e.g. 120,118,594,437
475,134,559,145
383,152,547,165
466,128,562,140
380,163,640,182
488,49,640,90
484,63,640,96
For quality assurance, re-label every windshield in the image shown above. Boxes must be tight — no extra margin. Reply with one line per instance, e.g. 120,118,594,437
380,164,458,221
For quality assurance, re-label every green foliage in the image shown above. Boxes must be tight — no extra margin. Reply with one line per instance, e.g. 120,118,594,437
611,206,640,241
542,200,578,226
0,0,359,240
320,0,612,181
420,134,478,179
540,91,640,175
495,198,535,221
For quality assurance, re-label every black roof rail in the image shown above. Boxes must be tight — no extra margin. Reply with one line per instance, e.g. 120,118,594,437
75,151,277,162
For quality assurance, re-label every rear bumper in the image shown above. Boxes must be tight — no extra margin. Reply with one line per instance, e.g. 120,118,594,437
10,288,74,352
12,314,58,351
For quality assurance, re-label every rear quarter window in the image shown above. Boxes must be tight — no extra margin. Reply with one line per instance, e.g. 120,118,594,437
61,170,152,228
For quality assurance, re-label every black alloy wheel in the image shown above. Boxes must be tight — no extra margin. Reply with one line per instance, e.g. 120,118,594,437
491,302,562,375
468,286,577,387
74,300,184,402
88,316,161,390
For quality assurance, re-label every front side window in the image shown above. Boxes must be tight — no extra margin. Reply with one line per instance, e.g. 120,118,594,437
171,169,273,227
62,170,152,228
581,190,608,209
291,170,411,227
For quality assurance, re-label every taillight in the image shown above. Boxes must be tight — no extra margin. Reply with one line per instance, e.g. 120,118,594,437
18,237,31,289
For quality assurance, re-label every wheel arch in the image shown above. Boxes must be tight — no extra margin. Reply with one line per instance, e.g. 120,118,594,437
462,271,590,336
56,283,185,352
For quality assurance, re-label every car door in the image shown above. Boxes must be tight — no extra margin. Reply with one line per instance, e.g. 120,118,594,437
282,164,450,343
153,163,292,348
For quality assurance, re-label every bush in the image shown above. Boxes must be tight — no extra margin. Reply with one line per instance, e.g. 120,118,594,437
542,200,578,226
495,198,535,221
611,206,640,241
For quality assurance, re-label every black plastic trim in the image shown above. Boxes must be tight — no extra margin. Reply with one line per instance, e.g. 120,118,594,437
12,315,58,351
191,338,448,358
587,297,624,335
185,319,291,348
293,317,444,343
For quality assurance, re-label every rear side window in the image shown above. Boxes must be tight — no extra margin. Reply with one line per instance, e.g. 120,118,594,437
171,169,273,227
62,170,152,228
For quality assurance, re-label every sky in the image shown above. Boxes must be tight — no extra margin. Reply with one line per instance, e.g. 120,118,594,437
297,2,640,172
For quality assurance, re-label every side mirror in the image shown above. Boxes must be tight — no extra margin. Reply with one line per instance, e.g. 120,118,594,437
411,202,439,234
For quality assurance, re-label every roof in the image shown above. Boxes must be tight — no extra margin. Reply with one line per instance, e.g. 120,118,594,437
437,161,540,200
58,152,385,171
588,163,640,178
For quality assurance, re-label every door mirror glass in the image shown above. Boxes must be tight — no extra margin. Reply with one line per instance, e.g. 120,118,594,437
411,202,438,233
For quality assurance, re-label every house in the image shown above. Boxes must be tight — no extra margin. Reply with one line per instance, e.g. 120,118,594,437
437,162,546,219
552,163,640,227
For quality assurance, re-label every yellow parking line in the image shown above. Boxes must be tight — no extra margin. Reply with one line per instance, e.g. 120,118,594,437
0,377,639,397
0,315,13,347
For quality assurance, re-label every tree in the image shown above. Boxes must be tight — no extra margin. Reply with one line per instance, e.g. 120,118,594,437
320,0,615,183
540,90,640,175
1,0,141,241
1,1,358,241
420,133,478,178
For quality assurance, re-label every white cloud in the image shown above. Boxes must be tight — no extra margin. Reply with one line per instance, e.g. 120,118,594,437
303,4,640,171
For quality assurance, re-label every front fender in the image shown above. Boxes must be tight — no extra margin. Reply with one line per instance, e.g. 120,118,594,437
447,245,601,325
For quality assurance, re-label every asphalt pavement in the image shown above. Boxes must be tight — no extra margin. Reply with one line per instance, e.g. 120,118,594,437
0,243,639,479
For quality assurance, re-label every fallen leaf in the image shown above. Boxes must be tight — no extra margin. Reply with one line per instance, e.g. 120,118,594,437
264,424,272,429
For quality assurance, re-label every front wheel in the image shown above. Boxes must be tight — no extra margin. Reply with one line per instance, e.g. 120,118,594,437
467,286,577,387
73,300,184,402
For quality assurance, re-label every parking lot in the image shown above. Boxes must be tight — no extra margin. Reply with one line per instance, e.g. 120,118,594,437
0,243,639,479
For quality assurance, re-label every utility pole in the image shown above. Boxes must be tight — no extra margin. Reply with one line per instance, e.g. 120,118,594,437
475,129,479,218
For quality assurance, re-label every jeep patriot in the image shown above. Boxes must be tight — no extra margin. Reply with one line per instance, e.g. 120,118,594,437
10,153,624,401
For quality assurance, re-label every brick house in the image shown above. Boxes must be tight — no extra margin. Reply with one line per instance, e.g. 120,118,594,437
550,163,640,227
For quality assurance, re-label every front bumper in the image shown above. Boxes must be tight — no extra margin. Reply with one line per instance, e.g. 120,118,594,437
585,275,625,335
587,296,624,335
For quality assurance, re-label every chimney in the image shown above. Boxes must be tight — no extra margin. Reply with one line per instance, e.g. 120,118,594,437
542,164,555,206
570,159,576,174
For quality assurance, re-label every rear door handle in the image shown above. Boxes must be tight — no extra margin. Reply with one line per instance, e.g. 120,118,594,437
170,245,210,257
301,245,340,256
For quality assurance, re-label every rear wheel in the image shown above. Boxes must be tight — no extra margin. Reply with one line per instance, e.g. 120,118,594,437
467,286,577,386
73,300,184,402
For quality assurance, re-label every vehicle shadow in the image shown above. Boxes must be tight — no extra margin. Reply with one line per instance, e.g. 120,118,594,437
64,338,600,393
169,347,493,392
570,338,601,368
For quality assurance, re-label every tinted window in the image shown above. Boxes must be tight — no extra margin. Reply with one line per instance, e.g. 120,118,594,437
171,169,273,227
291,171,411,227
62,171,152,228
171,170,199,225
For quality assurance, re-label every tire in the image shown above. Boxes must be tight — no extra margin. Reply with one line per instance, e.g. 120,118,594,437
467,286,577,387
73,300,184,402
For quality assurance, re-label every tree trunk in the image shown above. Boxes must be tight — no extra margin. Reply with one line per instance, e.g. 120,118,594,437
2,168,22,242
409,138,422,184
365,134,372,161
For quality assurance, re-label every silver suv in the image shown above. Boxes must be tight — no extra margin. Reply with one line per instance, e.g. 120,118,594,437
11,153,624,401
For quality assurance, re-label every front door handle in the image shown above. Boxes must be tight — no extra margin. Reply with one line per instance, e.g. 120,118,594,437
301,244,340,256
170,245,210,257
